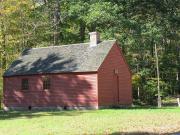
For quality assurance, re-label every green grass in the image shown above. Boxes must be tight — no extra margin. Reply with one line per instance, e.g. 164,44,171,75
0,107,180,135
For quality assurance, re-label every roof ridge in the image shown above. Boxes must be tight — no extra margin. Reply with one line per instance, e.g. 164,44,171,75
31,42,89,50
31,40,116,50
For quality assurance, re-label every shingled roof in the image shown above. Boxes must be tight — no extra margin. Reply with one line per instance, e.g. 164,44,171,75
4,40,116,77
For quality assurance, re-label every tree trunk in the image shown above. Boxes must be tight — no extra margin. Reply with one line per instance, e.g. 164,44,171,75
137,64,140,99
79,21,86,42
53,0,61,45
44,0,61,45
137,86,140,99
176,72,180,107
155,43,161,108
177,97,180,107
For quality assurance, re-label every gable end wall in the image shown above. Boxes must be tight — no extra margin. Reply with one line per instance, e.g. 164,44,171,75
98,43,132,106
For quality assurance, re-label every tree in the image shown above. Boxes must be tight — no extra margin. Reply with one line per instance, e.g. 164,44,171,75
155,43,161,107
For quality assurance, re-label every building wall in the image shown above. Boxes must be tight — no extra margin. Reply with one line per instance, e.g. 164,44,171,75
98,43,132,106
3,73,98,109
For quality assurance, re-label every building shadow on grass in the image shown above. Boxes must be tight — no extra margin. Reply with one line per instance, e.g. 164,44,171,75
0,106,178,120
0,110,95,120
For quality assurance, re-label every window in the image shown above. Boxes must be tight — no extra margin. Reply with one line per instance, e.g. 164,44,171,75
22,79,29,90
43,76,50,90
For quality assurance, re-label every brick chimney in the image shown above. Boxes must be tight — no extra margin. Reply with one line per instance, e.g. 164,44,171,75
89,32,100,47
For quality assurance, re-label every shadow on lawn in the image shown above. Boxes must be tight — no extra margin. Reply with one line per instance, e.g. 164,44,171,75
110,131,180,135
0,106,178,120
0,110,90,120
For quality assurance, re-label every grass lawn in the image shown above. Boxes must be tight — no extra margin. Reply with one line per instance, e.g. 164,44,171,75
0,107,180,135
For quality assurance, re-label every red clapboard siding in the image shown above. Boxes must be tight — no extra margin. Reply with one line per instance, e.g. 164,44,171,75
3,73,98,108
3,42,132,109
98,43,132,106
